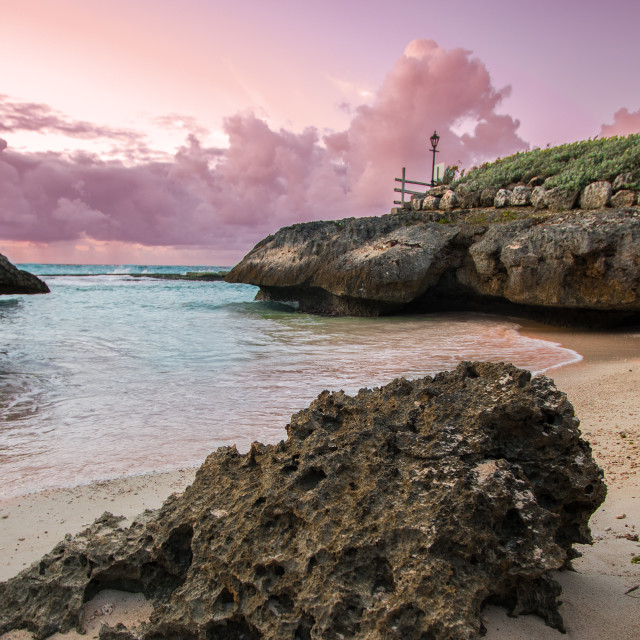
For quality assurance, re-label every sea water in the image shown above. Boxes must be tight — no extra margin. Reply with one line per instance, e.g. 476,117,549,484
0,264,581,500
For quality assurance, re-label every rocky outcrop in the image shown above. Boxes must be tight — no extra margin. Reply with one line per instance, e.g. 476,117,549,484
0,362,606,639
226,209,640,326
0,253,49,294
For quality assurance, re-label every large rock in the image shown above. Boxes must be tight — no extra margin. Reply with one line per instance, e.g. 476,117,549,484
579,181,612,209
226,210,640,325
0,253,49,295
479,187,498,207
457,186,481,209
0,362,606,640
543,187,579,212
439,189,460,210
611,189,636,208
511,186,532,206
421,195,441,211
494,189,511,208
531,186,547,209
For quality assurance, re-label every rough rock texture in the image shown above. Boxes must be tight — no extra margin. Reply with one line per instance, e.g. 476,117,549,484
422,195,441,211
479,187,498,207
531,186,547,209
0,362,606,640
511,186,532,206
494,189,511,208
579,181,612,209
0,253,49,295
543,187,579,212
456,187,481,209
226,209,640,326
440,190,460,211
611,189,636,208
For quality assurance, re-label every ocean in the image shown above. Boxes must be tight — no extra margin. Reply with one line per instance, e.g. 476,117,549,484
0,264,581,500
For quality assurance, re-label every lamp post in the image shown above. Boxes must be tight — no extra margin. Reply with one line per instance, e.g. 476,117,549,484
430,130,440,187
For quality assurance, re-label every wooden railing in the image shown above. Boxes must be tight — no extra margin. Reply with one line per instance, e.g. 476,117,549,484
393,167,432,206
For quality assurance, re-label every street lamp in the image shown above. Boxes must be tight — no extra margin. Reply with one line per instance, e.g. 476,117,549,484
430,130,440,187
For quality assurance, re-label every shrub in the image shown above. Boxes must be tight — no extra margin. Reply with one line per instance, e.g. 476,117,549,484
451,135,640,193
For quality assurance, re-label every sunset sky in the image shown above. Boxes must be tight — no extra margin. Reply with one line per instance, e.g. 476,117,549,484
1,0,639,265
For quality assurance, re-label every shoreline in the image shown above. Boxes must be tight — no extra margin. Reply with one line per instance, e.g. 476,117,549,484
1,323,639,638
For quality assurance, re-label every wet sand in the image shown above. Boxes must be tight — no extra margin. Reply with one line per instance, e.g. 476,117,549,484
1,324,639,638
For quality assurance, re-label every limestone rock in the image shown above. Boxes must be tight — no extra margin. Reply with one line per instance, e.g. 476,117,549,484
421,195,441,211
613,172,635,191
579,181,612,209
457,187,481,209
511,186,532,206
427,185,451,197
611,189,636,208
411,197,424,211
0,362,606,640
0,253,49,295
480,187,498,207
440,189,460,211
494,189,512,208
543,187,579,211
226,210,640,325
531,186,547,209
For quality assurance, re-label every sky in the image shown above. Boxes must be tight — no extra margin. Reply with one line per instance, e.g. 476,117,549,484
1,0,640,265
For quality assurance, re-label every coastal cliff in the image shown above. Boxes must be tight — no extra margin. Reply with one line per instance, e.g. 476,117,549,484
0,362,605,639
0,253,49,295
226,207,640,326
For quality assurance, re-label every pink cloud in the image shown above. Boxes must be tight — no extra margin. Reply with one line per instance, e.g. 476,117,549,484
0,40,527,263
600,107,640,137
0,94,145,144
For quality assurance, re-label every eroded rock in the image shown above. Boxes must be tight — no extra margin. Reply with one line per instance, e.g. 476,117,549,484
611,189,636,208
579,181,612,209
511,186,532,206
0,253,49,295
440,189,460,210
227,209,640,325
494,189,511,208
543,187,579,212
0,362,606,639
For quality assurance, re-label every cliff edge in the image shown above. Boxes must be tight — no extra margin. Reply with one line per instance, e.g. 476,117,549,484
226,208,640,326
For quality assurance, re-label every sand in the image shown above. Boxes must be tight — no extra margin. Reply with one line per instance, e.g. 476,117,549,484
1,325,639,639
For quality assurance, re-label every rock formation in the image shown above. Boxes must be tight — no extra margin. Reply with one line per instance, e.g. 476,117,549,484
0,362,606,639
0,253,49,295
226,208,640,326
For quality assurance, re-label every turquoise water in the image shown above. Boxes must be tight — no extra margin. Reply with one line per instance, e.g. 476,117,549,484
0,264,581,500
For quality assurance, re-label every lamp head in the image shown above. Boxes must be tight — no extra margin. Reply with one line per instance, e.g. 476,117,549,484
430,130,440,149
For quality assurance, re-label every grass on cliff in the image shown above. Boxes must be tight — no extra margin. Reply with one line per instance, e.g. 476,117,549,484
451,134,640,192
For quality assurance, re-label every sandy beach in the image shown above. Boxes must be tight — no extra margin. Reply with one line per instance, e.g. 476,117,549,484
1,324,639,639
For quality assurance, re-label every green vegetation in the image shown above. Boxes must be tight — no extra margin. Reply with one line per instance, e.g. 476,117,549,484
451,134,640,193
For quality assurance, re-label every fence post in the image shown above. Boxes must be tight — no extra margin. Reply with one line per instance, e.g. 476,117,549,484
401,167,406,206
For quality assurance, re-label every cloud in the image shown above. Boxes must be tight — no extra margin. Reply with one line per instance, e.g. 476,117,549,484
0,40,527,262
0,94,146,144
600,107,640,137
